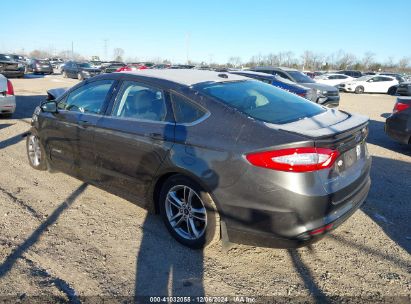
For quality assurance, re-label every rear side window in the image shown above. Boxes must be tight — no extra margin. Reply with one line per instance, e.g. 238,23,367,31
195,80,326,125
112,81,167,122
171,93,207,124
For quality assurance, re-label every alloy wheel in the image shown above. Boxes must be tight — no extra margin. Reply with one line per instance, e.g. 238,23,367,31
165,185,207,241
28,135,42,167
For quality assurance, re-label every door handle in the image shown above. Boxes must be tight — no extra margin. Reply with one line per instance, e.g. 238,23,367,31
147,132,164,140
78,120,91,127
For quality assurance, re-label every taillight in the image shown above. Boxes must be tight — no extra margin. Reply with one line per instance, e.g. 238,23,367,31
297,93,306,98
393,102,410,113
6,80,14,95
309,223,334,236
245,147,340,172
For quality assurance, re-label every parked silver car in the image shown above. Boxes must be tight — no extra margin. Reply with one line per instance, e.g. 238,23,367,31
0,74,16,117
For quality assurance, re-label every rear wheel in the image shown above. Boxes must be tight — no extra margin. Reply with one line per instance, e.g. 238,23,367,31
26,133,47,170
355,86,364,94
159,175,220,249
387,86,397,95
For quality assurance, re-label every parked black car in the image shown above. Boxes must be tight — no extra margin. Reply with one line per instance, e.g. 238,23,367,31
26,59,53,75
380,73,405,83
336,70,363,78
62,61,101,80
100,62,126,73
27,70,371,249
385,97,411,144
251,67,340,107
0,54,24,78
229,70,317,103
396,82,411,96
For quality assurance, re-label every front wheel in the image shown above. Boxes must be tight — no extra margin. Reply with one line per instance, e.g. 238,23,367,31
159,175,220,249
26,133,47,170
355,86,364,94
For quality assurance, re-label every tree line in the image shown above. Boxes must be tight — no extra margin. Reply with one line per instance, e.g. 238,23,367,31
227,50,411,72
25,48,411,73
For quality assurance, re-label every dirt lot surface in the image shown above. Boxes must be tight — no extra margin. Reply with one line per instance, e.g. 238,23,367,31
0,74,410,303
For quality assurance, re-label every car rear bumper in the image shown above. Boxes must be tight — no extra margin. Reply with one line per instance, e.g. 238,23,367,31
0,95,16,114
222,174,371,248
385,115,410,144
1,70,24,78
33,67,53,73
317,94,340,107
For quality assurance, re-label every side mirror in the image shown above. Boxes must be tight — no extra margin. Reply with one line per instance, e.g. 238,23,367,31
41,101,58,113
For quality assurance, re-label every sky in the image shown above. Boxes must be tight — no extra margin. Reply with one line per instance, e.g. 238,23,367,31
1,0,410,64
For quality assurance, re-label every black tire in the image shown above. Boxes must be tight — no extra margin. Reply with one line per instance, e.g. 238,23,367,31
26,132,47,171
0,113,12,119
387,86,397,95
355,86,364,94
159,174,220,249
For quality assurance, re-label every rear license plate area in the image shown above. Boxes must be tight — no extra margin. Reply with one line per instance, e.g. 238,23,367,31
338,141,366,172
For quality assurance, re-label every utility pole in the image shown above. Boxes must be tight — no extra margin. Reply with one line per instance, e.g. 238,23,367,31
185,33,190,64
209,54,214,66
71,41,74,59
103,39,109,61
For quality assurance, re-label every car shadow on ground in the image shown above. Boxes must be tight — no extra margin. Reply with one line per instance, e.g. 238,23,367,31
361,155,411,254
0,123,14,131
12,95,46,120
287,248,331,303
367,119,410,156
0,183,88,279
23,74,48,79
134,215,205,298
0,132,27,150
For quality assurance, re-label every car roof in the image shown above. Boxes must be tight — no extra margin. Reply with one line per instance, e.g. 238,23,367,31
323,73,350,77
253,66,298,72
230,70,274,78
124,69,248,86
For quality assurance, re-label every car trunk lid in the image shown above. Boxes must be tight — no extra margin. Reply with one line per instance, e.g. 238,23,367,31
266,109,371,196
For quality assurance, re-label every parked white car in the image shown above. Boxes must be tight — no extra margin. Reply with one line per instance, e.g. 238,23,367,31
340,75,399,94
315,73,353,87
0,74,16,117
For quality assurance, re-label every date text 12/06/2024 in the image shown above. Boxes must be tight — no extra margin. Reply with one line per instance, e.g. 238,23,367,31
148,296,256,303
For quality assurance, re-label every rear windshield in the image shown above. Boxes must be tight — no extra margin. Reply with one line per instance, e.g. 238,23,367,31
287,71,315,83
195,80,325,124
0,54,12,61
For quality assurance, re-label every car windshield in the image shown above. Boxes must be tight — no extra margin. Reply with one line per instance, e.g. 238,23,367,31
195,80,325,124
0,54,12,61
287,71,315,83
79,63,92,68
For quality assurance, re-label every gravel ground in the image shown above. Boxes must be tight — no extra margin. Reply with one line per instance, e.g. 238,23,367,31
0,74,410,303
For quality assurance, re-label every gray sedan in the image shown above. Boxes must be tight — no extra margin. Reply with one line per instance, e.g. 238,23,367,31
26,69,370,249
